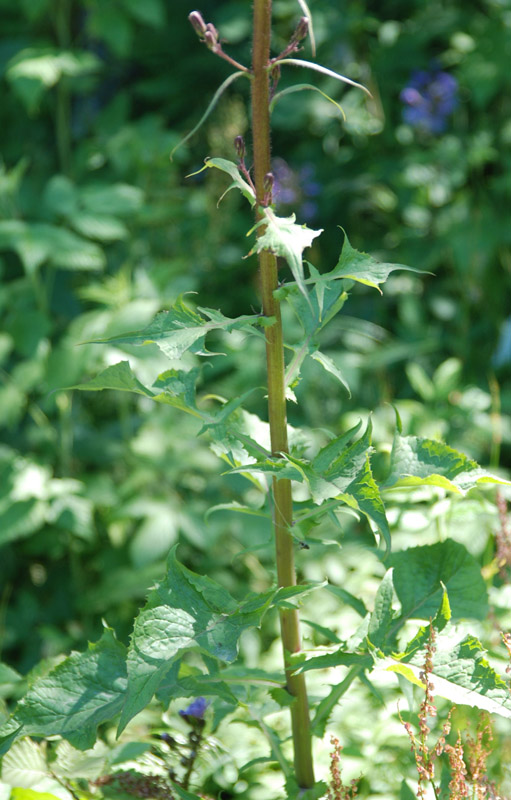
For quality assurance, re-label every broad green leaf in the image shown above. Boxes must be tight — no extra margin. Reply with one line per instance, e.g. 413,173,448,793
79,183,144,216
397,586,452,661
6,48,100,112
250,207,322,301
389,540,488,622
327,230,423,293
277,261,349,336
2,738,47,789
118,547,276,733
152,367,202,417
156,670,238,709
187,156,256,207
7,627,127,751
0,221,104,274
383,430,510,493
384,630,511,719
0,664,22,699
52,740,109,780
285,778,328,800
69,361,154,396
367,569,395,649
88,297,263,360
69,213,128,242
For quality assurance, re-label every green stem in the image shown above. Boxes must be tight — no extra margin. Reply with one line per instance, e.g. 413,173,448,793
251,0,315,789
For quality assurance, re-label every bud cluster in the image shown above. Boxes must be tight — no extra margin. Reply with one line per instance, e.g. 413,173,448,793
188,11,220,52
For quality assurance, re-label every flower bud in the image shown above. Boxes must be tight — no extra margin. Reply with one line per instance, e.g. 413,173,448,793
204,29,217,50
234,135,245,159
293,16,309,42
188,11,207,36
263,172,274,193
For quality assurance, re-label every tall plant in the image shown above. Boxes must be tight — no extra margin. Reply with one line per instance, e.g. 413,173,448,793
1,2,510,798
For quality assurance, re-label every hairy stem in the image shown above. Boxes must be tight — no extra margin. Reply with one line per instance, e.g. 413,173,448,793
251,0,315,788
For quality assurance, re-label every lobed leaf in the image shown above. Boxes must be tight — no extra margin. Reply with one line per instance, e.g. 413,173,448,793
383,430,510,493
68,360,154,396
249,208,323,302
0,628,127,753
384,630,511,719
327,230,424,293
86,297,264,360
118,547,277,733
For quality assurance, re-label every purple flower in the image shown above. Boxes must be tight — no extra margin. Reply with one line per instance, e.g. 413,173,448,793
272,157,320,220
179,697,208,719
400,70,458,134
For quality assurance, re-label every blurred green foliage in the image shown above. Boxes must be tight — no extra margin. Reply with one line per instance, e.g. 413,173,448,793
0,0,510,795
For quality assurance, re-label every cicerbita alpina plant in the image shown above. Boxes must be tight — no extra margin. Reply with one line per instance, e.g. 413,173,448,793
2,3,511,799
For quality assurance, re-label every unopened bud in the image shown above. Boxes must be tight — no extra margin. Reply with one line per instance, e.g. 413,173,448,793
204,29,217,49
188,11,207,36
263,172,274,193
234,135,245,159
293,16,309,42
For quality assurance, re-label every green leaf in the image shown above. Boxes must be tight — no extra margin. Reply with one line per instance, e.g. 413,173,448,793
11,791,62,800
118,547,275,733
152,367,202,417
291,650,371,674
310,350,350,395
383,431,510,493
367,569,395,649
6,627,127,751
88,297,263,360
311,665,365,737
121,0,165,27
385,631,511,719
79,183,144,216
328,230,423,293
69,213,128,242
398,586,452,661
250,208,322,302
389,540,488,622
187,156,255,207
0,221,104,274
68,361,154,396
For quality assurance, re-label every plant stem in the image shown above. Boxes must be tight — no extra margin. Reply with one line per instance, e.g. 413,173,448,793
251,0,315,789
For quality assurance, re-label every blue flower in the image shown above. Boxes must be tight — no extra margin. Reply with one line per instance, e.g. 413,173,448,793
272,158,320,220
179,697,208,719
400,70,458,134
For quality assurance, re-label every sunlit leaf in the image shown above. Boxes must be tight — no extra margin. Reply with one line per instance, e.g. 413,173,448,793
69,360,154,396
187,156,255,206
383,431,511,493
250,207,323,301
389,540,488,622
118,547,276,733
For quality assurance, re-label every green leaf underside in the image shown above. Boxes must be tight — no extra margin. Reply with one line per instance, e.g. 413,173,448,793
187,156,255,207
367,569,395,649
68,361,154,396
328,230,423,293
390,540,488,622
385,631,511,719
229,420,390,552
0,220,104,274
86,297,264,360
384,431,510,493
250,208,322,302
1,628,127,752
118,547,277,733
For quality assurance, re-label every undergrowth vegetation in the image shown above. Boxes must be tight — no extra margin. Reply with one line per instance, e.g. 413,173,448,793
0,1,511,798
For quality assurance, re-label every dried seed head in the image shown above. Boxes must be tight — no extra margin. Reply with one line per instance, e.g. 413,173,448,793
188,11,207,36
234,135,245,159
